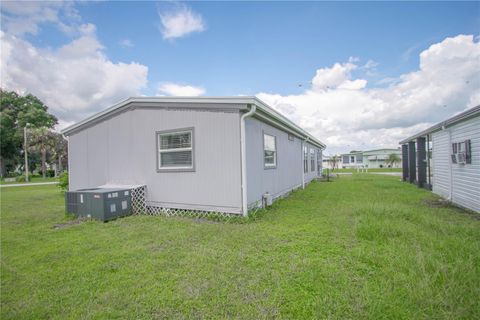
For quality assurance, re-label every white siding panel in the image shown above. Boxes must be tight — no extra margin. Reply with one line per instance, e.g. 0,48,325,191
245,118,321,207
67,108,242,214
68,130,89,190
432,130,451,199
432,116,480,212
107,111,134,184
132,109,242,213
86,121,108,188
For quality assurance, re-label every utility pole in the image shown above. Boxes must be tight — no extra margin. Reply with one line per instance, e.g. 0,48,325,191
24,124,29,182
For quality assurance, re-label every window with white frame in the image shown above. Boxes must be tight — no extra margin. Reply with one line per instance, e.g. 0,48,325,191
310,149,315,171
264,133,277,168
157,129,194,170
304,146,308,173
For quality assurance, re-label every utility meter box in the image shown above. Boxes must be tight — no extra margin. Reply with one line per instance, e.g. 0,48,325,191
65,188,132,222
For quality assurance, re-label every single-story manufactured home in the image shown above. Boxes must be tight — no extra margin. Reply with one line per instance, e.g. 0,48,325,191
339,148,402,169
399,105,479,213
62,97,326,216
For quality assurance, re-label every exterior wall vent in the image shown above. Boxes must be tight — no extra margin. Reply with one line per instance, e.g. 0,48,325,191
262,193,273,208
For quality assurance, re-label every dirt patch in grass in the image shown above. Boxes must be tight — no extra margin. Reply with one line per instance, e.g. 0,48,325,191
422,198,454,208
52,218,87,229
423,198,480,219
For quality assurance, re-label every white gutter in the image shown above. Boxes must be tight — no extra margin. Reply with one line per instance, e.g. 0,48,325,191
240,104,256,216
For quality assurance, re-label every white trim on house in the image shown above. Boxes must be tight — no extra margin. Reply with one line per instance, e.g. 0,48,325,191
61,96,326,149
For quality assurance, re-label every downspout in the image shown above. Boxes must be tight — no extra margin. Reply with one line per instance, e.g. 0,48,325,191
302,137,309,189
240,104,256,216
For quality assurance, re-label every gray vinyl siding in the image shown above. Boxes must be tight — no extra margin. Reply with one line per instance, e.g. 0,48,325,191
68,108,243,214
245,117,320,208
432,116,480,212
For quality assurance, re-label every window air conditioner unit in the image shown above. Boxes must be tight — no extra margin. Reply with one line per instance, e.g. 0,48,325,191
456,152,466,165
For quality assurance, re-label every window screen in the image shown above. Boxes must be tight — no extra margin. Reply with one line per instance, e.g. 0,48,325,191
304,146,308,173
310,149,315,171
264,134,277,168
157,129,193,170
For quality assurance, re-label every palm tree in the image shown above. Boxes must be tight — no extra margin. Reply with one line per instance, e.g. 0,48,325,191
328,155,340,171
50,132,68,176
27,127,56,178
386,153,401,168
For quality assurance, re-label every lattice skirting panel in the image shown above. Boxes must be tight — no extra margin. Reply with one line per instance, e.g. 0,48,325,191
130,186,147,214
145,206,237,219
130,185,240,219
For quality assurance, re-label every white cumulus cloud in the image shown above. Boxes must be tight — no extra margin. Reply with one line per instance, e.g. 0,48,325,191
158,4,205,40
0,1,149,130
0,0,81,36
1,32,148,127
157,83,205,96
258,34,480,155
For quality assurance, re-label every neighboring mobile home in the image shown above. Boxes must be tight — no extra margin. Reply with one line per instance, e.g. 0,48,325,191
62,97,326,216
399,105,480,213
339,148,402,169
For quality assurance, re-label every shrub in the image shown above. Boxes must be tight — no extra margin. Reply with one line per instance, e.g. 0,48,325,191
58,171,69,192
17,176,26,182
46,169,55,178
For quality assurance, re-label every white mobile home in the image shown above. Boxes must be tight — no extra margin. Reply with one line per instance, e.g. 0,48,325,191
62,97,326,216
400,105,480,212
339,148,402,169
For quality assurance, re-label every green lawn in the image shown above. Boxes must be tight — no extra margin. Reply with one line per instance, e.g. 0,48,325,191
1,175,479,319
331,167,402,173
0,176,58,185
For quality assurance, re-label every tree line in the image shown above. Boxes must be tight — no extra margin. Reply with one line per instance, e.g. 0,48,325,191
0,89,67,178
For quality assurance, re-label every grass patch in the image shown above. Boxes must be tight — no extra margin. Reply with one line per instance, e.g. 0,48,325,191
0,176,58,185
1,175,479,319
332,167,402,173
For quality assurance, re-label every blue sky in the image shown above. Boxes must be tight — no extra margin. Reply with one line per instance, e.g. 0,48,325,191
29,1,479,95
1,1,479,153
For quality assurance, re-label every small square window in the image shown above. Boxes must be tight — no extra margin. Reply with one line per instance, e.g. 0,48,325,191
110,204,116,212
121,201,127,210
157,128,194,171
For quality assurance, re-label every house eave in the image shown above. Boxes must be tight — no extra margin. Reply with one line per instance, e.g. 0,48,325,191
399,105,480,144
61,96,327,149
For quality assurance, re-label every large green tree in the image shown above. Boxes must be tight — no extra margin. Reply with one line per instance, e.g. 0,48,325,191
0,89,58,176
